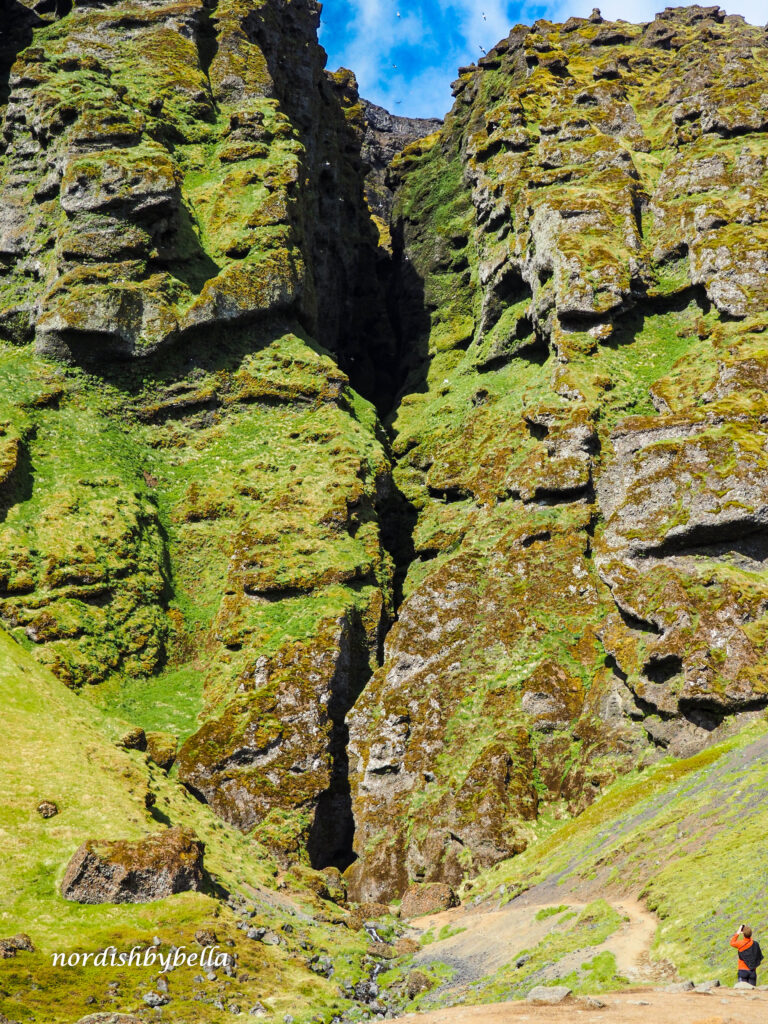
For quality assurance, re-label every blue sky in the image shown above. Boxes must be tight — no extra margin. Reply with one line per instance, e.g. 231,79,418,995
318,1,766,119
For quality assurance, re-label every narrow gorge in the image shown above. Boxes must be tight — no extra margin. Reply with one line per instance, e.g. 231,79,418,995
2,3,768,1020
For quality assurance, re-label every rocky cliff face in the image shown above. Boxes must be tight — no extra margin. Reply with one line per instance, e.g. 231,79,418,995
2,1,768,912
345,4,768,899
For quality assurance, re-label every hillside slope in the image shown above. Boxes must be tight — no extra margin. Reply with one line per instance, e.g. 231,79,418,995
0,625,388,1023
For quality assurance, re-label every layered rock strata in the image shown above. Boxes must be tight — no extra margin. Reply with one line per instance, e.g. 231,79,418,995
2,2,768,902
346,4,768,898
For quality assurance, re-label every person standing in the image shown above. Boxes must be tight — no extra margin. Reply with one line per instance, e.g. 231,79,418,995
730,923,763,986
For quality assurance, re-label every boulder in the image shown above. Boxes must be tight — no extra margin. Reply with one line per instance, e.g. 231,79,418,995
664,981,695,992
394,937,420,956
367,941,396,959
400,882,458,918
527,984,572,1004
405,969,433,998
145,731,177,771
695,979,721,991
119,727,147,752
195,928,217,947
36,800,59,819
75,1017,147,1024
61,827,204,904
347,902,391,930
0,933,34,959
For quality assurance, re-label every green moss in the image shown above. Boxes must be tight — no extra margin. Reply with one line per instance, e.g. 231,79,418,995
465,900,624,1003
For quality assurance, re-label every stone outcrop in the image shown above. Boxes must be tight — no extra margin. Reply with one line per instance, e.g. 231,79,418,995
177,609,376,866
4,0,768,909
0,933,33,959
346,6,768,898
360,100,442,220
60,826,205,903
75,1016,146,1024
400,882,458,918
0,0,395,387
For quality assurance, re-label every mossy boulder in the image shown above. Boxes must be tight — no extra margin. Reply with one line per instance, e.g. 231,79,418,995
60,826,205,904
400,882,458,918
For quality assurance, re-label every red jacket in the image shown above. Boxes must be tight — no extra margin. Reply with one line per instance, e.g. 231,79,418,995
731,933,754,971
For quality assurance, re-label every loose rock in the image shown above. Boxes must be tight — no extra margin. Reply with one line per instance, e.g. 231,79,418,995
400,882,458,918
527,985,572,1004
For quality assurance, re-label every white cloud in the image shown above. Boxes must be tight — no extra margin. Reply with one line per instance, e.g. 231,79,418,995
321,0,767,121
550,1,764,26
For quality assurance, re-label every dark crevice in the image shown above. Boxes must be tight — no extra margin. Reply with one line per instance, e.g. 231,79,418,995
679,694,768,716
427,485,472,503
522,530,551,547
478,266,531,339
307,607,372,872
616,603,663,635
525,418,549,440
681,706,724,732
415,546,440,562
642,653,683,684
0,0,43,112
527,480,594,506
197,0,220,81
0,427,35,524
638,523,768,564
604,653,628,683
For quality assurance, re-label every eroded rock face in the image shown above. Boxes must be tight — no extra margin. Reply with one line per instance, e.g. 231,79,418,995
60,826,205,904
0,0,404,854
360,101,442,220
5,0,768,909
0,0,395,393
178,610,376,865
347,7,768,898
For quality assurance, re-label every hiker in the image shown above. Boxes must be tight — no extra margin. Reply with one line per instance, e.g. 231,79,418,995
730,923,763,986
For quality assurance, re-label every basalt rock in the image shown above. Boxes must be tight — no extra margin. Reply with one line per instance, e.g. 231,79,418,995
360,100,442,221
145,731,177,771
0,933,34,959
5,0,768,916
400,882,458,918
60,826,205,903
347,6,768,898
0,0,397,395
75,1016,147,1024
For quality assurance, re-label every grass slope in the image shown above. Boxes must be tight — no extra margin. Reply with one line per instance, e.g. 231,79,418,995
0,627,376,1024
469,717,768,985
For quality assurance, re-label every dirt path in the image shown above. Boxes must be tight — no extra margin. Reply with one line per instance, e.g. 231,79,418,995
408,892,673,990
388,987,768,1024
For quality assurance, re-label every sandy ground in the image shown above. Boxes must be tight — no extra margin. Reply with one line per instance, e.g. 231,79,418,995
409,894,675,992
388,987,768,1024
395,889,762,1022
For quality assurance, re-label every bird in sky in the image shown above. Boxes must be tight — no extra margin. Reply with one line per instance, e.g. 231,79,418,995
482,11,487,19
479,45,487,54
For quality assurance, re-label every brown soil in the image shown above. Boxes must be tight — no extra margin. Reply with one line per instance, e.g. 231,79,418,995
389,988,768,1024
409,895,675,992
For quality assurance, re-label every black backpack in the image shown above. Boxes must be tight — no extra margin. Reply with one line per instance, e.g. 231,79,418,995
741,940,764,970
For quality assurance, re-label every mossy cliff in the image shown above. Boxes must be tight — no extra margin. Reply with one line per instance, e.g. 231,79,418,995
346,4,768,899
2,4,768,1016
